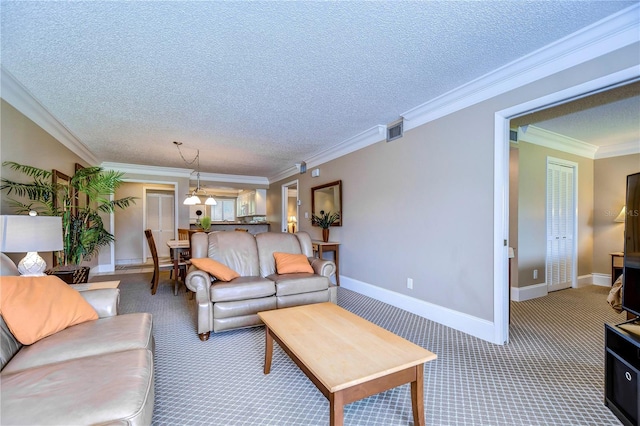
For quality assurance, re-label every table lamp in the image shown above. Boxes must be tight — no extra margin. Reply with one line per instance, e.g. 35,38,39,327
0,213,63,276
289,216,297,233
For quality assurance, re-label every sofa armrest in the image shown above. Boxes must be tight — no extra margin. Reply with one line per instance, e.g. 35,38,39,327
309,257,336,279
79,288,120,318
185,268,213,303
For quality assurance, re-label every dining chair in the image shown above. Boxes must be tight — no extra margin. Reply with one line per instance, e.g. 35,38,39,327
144,229,188,295
177,228,191,260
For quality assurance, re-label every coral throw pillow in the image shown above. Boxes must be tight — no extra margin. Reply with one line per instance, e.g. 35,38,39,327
274,252,314,274
190,258,240,282
0,275,98,345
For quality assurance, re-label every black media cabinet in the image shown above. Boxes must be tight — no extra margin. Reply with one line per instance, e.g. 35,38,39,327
605,321,640,426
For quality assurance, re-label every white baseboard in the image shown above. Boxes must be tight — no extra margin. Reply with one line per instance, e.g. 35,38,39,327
592,273,611,287
92,264,115,274
511,283,547,302
340,276,498,344
576,274,593,288
116,258,144,266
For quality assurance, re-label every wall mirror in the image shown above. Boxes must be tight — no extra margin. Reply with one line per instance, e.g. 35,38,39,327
311,180,342,226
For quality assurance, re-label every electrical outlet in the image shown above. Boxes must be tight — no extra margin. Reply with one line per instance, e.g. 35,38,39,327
407,278,413,289
533,269,538,280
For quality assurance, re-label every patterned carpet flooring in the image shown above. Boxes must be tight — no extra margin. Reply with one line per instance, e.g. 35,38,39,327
95,272,626,425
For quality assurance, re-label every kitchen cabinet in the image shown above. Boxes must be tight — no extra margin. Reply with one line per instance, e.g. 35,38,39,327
237,189,267,217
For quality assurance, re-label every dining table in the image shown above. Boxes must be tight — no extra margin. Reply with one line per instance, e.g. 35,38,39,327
166,239,190,289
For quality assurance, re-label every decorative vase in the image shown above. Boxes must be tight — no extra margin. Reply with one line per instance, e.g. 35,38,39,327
322,228,330,242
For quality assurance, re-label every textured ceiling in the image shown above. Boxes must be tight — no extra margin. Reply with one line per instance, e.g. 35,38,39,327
1,1,637,179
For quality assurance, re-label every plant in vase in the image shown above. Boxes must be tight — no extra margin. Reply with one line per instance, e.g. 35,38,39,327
200,216,212,232
0,162,136,282
311,211,340,242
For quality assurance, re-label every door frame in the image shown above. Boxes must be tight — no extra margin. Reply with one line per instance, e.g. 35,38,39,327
545,157,578,292
281,179,299,233
143,186,176,261
108,179,179,269
494,67,639,345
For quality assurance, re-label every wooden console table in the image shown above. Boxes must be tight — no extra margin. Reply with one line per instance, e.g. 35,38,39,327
312,241,340,285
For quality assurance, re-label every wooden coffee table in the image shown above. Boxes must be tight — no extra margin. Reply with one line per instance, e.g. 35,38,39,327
258,302,437,426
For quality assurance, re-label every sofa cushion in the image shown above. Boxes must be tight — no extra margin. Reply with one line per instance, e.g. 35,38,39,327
256,232,304,277
273,252,314,274
190,257,240,281
2,313,153,374
0,252,20,276
267,273,329,296
0,276,98,345
210,276,275,302
213,296,277,319
206,231,261,276
1,349,154,426
0,316,22,371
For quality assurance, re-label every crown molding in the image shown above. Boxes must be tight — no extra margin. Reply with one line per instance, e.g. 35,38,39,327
595,140,640,159
101,162,192,178
3,4,638,183
101,161,269,185
518,125,599,159
1,66,99,165
268,125,386,183
270,4,639,183
401,4,640,132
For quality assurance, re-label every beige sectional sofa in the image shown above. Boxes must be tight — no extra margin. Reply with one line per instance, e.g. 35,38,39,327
186,231,337,341
0,254,155,425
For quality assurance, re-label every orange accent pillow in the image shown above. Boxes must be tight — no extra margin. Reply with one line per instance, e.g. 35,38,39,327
190,258,240,282
0,275,98,345
274,252,314,274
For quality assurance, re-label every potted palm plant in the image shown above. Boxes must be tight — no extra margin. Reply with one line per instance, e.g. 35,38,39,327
0,162,136,282
311,211,340,242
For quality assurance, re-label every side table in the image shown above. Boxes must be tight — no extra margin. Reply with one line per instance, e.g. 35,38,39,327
312,241,340,285
610,252,624,286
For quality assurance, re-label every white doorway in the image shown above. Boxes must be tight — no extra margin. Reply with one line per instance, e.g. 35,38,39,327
145,190,175,259
281,180,299,233
546,158,577,292
494,70,639,345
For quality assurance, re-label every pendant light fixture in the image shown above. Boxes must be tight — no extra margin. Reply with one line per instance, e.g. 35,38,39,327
174,141,217,206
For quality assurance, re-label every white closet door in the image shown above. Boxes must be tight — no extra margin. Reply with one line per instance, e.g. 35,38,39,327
546,160,576,292
146,192,175,259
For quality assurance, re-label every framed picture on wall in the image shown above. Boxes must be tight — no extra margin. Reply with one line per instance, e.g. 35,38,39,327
51,169,70,212
73,163,90,214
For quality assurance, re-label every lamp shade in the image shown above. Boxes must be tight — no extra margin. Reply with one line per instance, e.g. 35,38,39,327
183,194,202,205
0,215,63,276
614,206,626,223
0,215,63,253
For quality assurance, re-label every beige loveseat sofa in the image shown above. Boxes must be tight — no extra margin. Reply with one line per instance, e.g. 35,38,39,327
0,254,155,425
186,231,337,341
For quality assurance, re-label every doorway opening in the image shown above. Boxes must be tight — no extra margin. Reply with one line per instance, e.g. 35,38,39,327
281,180,299,233
495,69,639,344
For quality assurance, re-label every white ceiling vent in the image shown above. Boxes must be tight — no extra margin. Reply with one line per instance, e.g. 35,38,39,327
386,118,403,142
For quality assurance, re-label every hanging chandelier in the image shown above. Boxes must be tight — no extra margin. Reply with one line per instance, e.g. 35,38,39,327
174,141,217,206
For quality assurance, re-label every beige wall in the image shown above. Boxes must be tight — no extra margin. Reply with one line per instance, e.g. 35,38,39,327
593,154,640,274
3,40,638,333
269,43,639,323
0,100,90,268
514,141,594,288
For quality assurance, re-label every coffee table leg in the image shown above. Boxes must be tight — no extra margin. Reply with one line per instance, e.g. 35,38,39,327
329,391,344,426
264,326,273,374
411,364,425,426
